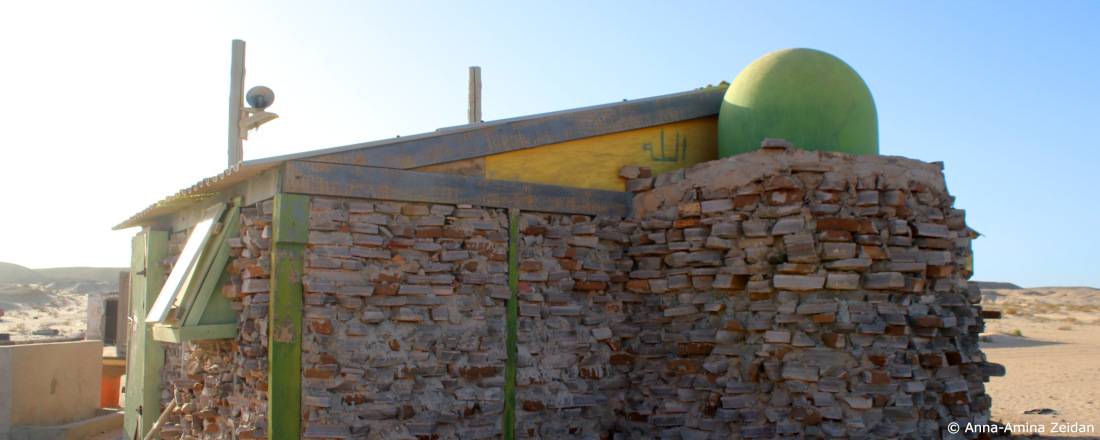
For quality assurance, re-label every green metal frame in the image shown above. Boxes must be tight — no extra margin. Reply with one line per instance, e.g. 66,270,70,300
269,194,308,440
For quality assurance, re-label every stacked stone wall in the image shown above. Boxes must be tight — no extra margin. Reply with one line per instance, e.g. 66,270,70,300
300,198,510,439
612,148,990,439
512,212,633,438
151,147,994,440
159,202,273,439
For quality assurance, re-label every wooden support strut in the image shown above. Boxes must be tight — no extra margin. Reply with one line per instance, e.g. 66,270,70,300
269,194,308,440
282,161,632,218
142,398,179,440
504,208,520,440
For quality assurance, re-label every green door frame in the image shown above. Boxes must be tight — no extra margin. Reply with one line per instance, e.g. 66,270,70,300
124,229,168,440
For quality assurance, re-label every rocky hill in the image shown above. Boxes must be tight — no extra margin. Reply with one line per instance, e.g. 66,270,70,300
0,262,126,284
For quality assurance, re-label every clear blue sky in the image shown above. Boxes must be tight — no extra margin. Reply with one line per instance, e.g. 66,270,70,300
1,1,1097,288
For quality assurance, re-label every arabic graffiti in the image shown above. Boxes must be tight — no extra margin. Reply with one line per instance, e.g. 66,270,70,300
642,130,687,163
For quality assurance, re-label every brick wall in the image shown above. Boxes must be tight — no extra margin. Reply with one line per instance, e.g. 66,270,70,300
513,212,633,438
152,146,993,440
158,202,272,440
613,148,990,439
300,199,511,439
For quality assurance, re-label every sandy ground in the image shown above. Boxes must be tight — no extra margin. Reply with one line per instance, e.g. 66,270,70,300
86,428,125,440
0,284,92,341
981,287,1100,439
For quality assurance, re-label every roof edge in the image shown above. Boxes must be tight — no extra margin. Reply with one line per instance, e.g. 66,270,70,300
115,86,727,230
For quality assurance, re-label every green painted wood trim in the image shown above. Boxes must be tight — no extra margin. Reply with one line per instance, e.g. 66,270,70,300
182,203,241,328
305,87,726,169
174,323,239,342
197,269,237,326
123,234,144,439
151,324,180,343
152,323,238,342
282,161,632,218
143,230,169,440
147,204,225,325
168,204,227,324
273,193,309,244
504,208,520,440
269,194,308,440
124,230,168,440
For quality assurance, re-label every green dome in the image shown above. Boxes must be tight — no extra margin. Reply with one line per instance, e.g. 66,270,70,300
718,48,878,157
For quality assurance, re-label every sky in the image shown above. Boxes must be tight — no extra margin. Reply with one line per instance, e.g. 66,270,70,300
1,1,1097,288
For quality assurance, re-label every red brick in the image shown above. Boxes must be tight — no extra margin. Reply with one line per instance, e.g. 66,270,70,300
308,319,332,335
304,367,337,379
678,201,702,218
416,227,442,238
609,353,635,365
458,365,496,380
862,370,891,385
666,358,699,374
560,259,582,271
816,217,861,232
626,280,650,292
522,400,546,411
523,226,547,235
927,265,954,277
734,194,759,209
673,219,701,228
862,245,888,260
575,281,607,291
677,343,715,356
813,313,836,323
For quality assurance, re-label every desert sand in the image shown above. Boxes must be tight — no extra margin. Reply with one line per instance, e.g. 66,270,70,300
0,283,96,340
981,285,1100,439
0,262,122,341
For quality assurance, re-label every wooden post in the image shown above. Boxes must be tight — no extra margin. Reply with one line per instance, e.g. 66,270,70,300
468,66,481,124
228,40,246,168
116,270,130,357
269,194,308,440
504,208,519,440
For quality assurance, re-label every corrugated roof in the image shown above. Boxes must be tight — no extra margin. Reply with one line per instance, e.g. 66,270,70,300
112,162,279,230
114,87,726,230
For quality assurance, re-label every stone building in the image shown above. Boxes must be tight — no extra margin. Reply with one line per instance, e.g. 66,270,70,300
116,49,1001,440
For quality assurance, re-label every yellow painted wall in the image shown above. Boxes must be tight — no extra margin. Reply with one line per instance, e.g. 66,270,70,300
485,116,718,191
